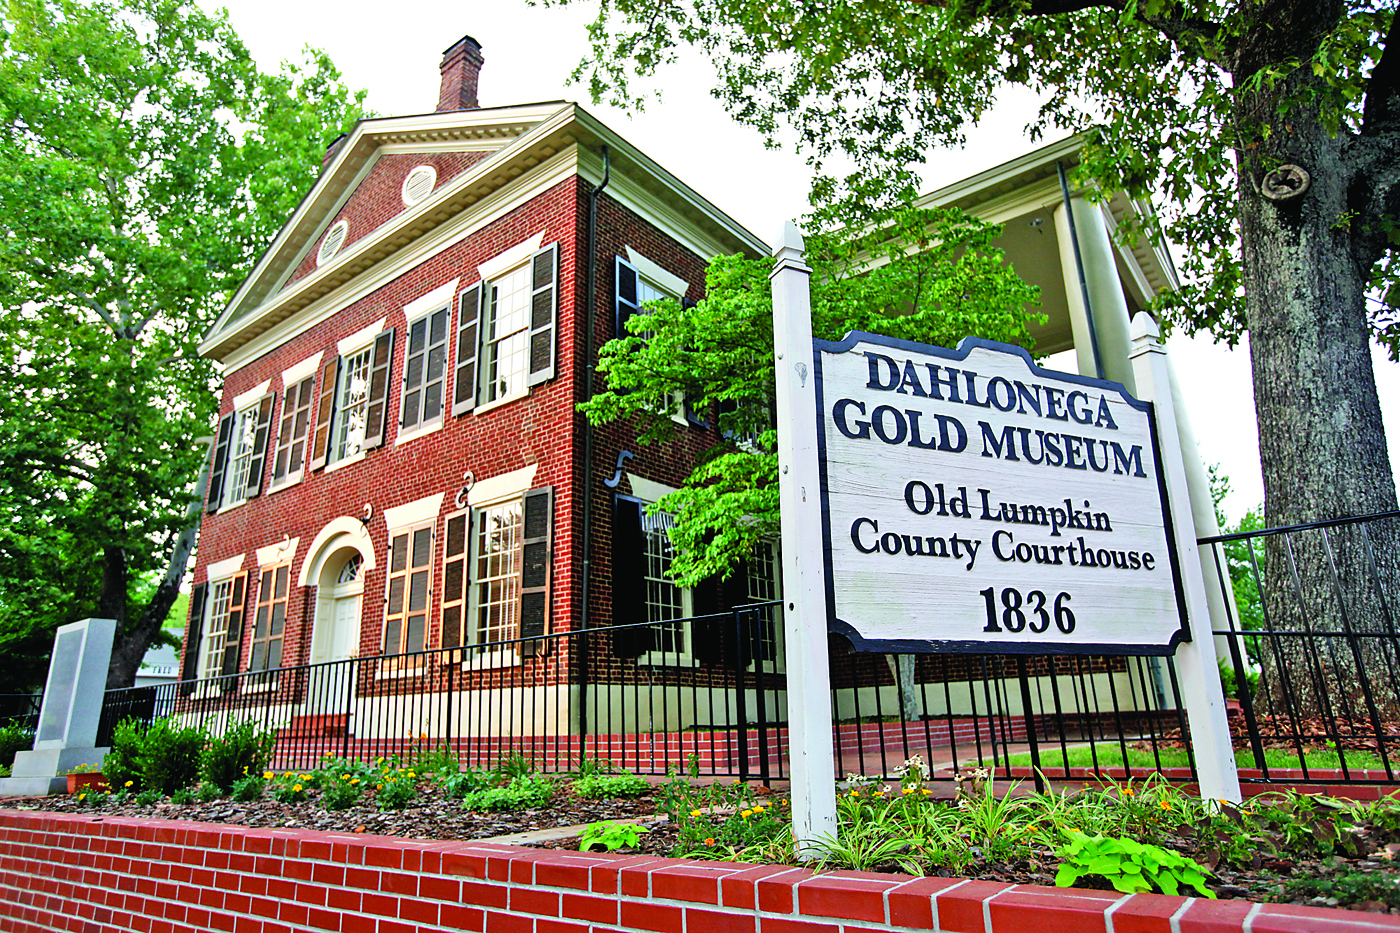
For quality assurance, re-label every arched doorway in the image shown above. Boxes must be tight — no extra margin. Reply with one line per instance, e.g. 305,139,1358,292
299,519,377,717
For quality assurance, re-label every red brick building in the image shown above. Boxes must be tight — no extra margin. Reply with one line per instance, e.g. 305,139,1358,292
182,35,771,740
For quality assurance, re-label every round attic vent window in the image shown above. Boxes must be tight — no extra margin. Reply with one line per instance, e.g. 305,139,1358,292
402,165,437,206
317,220,348,266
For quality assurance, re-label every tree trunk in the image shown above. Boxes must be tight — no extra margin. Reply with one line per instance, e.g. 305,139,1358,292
1235,72,1400,720
105,438,215,689
885,654,923,720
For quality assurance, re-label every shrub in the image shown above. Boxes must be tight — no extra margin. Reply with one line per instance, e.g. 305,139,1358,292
137,718,206,794
199,720,276,793
170,788,195,805
320,772,365,810
102,719,147,791
438,766,493,798
460,775,554,812
196,782,222,802
0,723,34,768
574,771,650,799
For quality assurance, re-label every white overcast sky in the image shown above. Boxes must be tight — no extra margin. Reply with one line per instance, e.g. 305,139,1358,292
209,0,1398,524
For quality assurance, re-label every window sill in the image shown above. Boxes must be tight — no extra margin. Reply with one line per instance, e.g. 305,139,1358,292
265,474,304,496
472,390,527,417
375,660,426,680
638,652,699,668
395,419,443,446
323,450,367,474
461,649,521,670
215,497,248,516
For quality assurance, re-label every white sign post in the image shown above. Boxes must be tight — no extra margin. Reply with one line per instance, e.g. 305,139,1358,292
772,223,838,855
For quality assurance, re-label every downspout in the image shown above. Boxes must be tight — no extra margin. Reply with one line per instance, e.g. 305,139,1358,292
577,146,611,761
1057,160,1106,381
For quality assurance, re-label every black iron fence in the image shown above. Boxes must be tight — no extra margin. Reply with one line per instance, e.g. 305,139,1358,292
0,694,41,731
1204,509,1400,786
94,510,1399,790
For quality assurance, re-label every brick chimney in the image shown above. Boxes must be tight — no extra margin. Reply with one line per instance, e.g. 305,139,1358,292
438,35,484,112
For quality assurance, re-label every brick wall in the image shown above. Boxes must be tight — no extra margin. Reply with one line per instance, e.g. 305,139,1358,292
0,810,1383,933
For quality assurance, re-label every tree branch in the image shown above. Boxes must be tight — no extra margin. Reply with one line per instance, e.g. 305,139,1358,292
18,258,124,333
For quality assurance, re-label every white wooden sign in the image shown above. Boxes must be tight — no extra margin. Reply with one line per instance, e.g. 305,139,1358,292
814,332,1188,654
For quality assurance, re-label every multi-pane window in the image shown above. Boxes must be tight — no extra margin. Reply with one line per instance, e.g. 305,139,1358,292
271,375,316,487
747,542,783,667
643,514,689,655
199,573,247,682
474,499,522,646
400,306,449,434
249,564,288,681
482,263,532,405
333,343,374,462
384,524,432,655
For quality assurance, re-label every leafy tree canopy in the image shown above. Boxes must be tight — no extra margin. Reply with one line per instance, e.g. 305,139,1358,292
0,0,368,690
582,208,1040,584
557,0,1400,540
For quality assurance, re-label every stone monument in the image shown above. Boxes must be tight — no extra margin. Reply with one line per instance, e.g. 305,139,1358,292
0,618,116,796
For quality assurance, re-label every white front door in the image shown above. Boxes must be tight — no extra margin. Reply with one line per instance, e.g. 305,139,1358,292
308,553,364,716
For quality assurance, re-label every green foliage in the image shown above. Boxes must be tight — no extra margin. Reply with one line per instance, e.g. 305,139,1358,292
1055,832,1215,897
1281,871,1400,910
0,0,367,690
169,787,195,805
231,773,267,802
133,788,161,806
196,781,223,803
102,719,148,792
135,718,205,794
581,213,1040,583
495,753,536,781
373,765,420,810
0,723,33,767
438,767,495,799
579,821,644,852
199,720,277,793
270,772,313,804
459,775,555,812
574,771,651,799
319,772,365,810
663,775,794,860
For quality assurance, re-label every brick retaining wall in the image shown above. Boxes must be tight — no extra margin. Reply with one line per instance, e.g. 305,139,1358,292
0,809,1394,933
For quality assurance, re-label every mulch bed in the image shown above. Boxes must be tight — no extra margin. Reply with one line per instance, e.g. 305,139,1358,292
6,782,1400,914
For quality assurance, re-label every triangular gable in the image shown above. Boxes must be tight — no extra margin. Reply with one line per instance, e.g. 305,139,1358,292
280,149,494,292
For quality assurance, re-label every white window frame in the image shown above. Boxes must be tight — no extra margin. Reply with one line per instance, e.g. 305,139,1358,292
219,380,272,511
326,337,376,470
744,540,785,673
380,518,435,677
476,260,534,413
638,508,696,668
396,281,457,445
465,494,524,669
268,355,321,493
195,558,248,698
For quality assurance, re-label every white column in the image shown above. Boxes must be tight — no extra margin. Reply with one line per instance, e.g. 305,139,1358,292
770,221,839,855
1053,195,1136,393
1129,314,1241,803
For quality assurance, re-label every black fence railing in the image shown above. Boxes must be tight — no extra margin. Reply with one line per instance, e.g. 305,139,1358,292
0,694,41,731
99,597,1200,789
1203,509,1400,786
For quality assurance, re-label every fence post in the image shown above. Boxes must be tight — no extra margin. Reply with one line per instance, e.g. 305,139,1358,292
771,221,839,855
1128,313,1241,803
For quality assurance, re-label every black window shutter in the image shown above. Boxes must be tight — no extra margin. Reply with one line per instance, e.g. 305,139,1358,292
453,284,482,416
309,357,341,471
243,394,276,499
180,582,207,695
610,496,651,659
441,511,470,650
219,572,249,685
526,244,559,387
206,413,235,513
615,256,639,339
690,567,724,666
519,486,553,656
362,329,395,449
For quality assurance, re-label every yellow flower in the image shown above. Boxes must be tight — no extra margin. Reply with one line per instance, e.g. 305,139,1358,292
77,793,86,801
124,781,133,788
848,790,860,797
704,838,715,846
740,809,753,818
300,774,310,781
263,771,274,780
351,778,360,785
1122,787,1135,797
689,809,703,818
1159,800,1172,812
873,790,886,797
920,789,932,796
902,788,915,795
293,784,303,792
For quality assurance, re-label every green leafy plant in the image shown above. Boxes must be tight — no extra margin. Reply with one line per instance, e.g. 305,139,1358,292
133,788,161,806
438,766,493,798
1281,871,1400,910
319,771,364,810
373,765,420,810
196,782,223,803
574,770,650,799
579,821,644,852
0,723,33,768
270,772,312,804
231,773,267,802
495,753,535,781
1055,832,1215,897
199,720,276,793
460,775,554,812
102,719,146,792
170,787,195,805
136,718,206,795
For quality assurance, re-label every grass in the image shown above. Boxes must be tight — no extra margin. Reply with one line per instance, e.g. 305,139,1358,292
1001,743,1389,773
